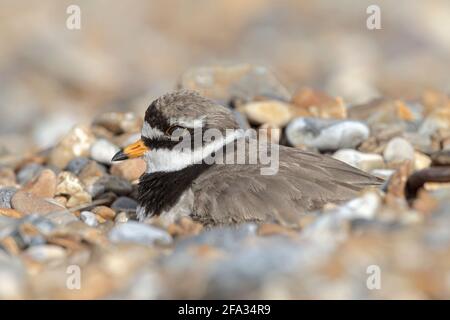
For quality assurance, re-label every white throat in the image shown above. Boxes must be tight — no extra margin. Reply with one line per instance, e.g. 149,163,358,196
143,130,243,173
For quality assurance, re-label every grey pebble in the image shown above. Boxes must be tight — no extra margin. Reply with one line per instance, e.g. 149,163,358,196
65,157,90,175
0,187,17,209
17,163,43,185
286,117,370,151
80,211,98,227
111,196,138,212
109,221,172,246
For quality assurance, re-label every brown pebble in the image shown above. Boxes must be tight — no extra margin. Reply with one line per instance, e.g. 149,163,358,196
0,167,16,187
92,206,116,220
11,190,66,215
23,169,57,198
167,217,203,237
257,223,298,237
110,158,146,182
0,208,24,219
0,237,20,255
291,87,347,119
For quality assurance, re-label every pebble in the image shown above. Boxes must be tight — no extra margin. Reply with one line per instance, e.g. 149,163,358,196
431,150,450,166
371,169,395,180
383,137,415,163
55,172,91,207
11,191,66,215
80,211,99,227
43,211,78,226
332,149,384,172
419,108,450,137
109,221,172,246
291,87,347,119
94,175,133,196
111,197,138,212
90,139,120,165
0,254,26,299
178,64,291,104
110,158,146,181
414,152,431,170
48,125,96,169
92,206,116,220
0,208,23,219
65,157,90,175
242,100,293,127
23,169,57,198
93,112,143,135
0,187,16,209
286,118,370,151
78,161,107,185
114,212,130,223
16,163,43,185
24,245,67,262
0,167,16,187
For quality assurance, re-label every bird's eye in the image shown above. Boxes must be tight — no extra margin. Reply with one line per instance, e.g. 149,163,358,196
165,125,189,141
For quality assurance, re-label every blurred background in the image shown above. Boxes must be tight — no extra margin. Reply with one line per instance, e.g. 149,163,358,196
1,0,449,155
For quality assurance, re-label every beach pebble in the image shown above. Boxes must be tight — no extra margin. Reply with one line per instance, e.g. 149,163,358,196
23,169,57,198
43,211,78,226
94,175,133,196
286,118,369,151
80,211,99,227
0,167,16,187
111,197,138,212
0,208,23,219
24,245,67,262
109,221,172,246
56,172,92,208
0,187,16,209
431,150,450,166
90,139,120,165
110,158,146,181
48,125,96,169
383,137,415,163
17,163,44,185
291,87,347,119
114,212,130,224
11,191,66,215
414,152,431,170
92,206,116,220
242,100,293,127
333,149,384,172
93,112,143,135
65,157,90,175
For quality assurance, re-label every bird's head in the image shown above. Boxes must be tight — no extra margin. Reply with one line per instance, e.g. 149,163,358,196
111,90,241,172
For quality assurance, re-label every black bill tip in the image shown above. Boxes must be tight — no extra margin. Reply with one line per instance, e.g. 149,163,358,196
111,150,128,162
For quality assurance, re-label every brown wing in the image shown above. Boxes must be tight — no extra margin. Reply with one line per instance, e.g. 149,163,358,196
191,142,382,226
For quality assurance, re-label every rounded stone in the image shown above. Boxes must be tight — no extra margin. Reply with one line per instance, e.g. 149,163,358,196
92,205,116,220
65,157,90,175
333,149,384,172
11,191,66,215
0,187,17,209
23,169,57,198
109,221,172,246
80,211,99,227
90,139,120,165
111,197,138,212
383,137,415,163
286,118,370,151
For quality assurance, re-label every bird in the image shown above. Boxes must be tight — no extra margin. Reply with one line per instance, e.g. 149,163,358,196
112,90,383,227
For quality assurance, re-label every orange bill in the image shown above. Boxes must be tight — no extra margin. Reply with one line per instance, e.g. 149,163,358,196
111,139,149,161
